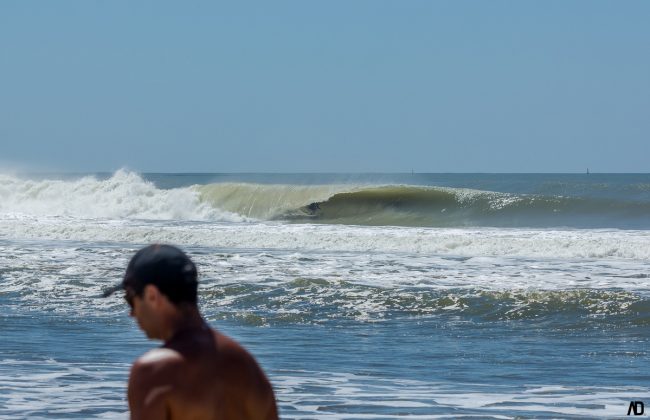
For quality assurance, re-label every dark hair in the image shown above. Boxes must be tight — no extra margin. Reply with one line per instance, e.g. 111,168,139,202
122,244,198,305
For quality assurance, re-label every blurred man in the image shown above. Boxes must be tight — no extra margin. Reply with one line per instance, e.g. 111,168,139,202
105,244,278,420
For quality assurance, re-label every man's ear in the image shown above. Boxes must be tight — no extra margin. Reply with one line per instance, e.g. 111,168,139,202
143,284,161,304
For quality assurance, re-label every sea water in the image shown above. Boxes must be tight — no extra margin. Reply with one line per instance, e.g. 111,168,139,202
0,171,648,419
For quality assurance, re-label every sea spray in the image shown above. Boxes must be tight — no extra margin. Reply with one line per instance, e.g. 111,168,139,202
0,170,241,221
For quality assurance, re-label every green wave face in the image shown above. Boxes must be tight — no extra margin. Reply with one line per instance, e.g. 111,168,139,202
197,183,650,228
288,186,512,227
196,183,357,220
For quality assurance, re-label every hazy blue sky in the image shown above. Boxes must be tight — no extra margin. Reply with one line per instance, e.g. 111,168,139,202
1,1,648,172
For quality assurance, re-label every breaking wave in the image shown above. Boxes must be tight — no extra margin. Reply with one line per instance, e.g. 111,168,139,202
0,170,241,222
197,181,650,229
193,180,650,229
276,186,650,228
2,170,650,228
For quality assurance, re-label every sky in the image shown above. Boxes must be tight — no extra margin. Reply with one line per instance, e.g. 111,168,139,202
1,1,649,173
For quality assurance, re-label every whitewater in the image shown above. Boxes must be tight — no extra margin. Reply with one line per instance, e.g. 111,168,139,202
1,170,649,419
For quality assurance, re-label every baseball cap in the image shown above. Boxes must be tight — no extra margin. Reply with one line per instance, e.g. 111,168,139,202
102,244,198,305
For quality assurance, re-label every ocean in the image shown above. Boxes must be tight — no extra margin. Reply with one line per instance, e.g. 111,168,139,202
0,171,648,419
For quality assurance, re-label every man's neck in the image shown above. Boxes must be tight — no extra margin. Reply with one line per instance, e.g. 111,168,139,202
162,305,206,343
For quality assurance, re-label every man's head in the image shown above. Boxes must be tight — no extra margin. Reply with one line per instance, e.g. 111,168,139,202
108,244,199,339
123,244,198,305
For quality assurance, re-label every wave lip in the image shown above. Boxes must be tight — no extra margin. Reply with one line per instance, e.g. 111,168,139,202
196,182,359,220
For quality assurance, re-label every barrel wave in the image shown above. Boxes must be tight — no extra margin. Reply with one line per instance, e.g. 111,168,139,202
199,183,650,229
2,170,649,229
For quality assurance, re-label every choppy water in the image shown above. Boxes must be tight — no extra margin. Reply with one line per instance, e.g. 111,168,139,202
0,172,649,418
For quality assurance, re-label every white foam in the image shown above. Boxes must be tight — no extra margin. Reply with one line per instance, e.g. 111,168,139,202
3,360,643,419
0,214,649,260
271,370,649,419
1,236,648,321
0,359,128,419
0,170,242,222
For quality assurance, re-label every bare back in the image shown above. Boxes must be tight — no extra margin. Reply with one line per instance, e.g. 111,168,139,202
128,327,278,420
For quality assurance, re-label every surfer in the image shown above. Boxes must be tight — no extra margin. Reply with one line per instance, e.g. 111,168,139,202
306,202,321,214
104,244,278,419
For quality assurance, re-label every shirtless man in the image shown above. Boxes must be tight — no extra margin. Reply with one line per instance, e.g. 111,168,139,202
104,244,278,420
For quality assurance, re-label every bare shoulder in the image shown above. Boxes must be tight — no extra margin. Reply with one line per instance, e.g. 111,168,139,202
129,330,278,419
137,347,183,365
214,330,251,356
128,348,185,420
212,331,265,374
130,348,185,382
211,330,279,419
